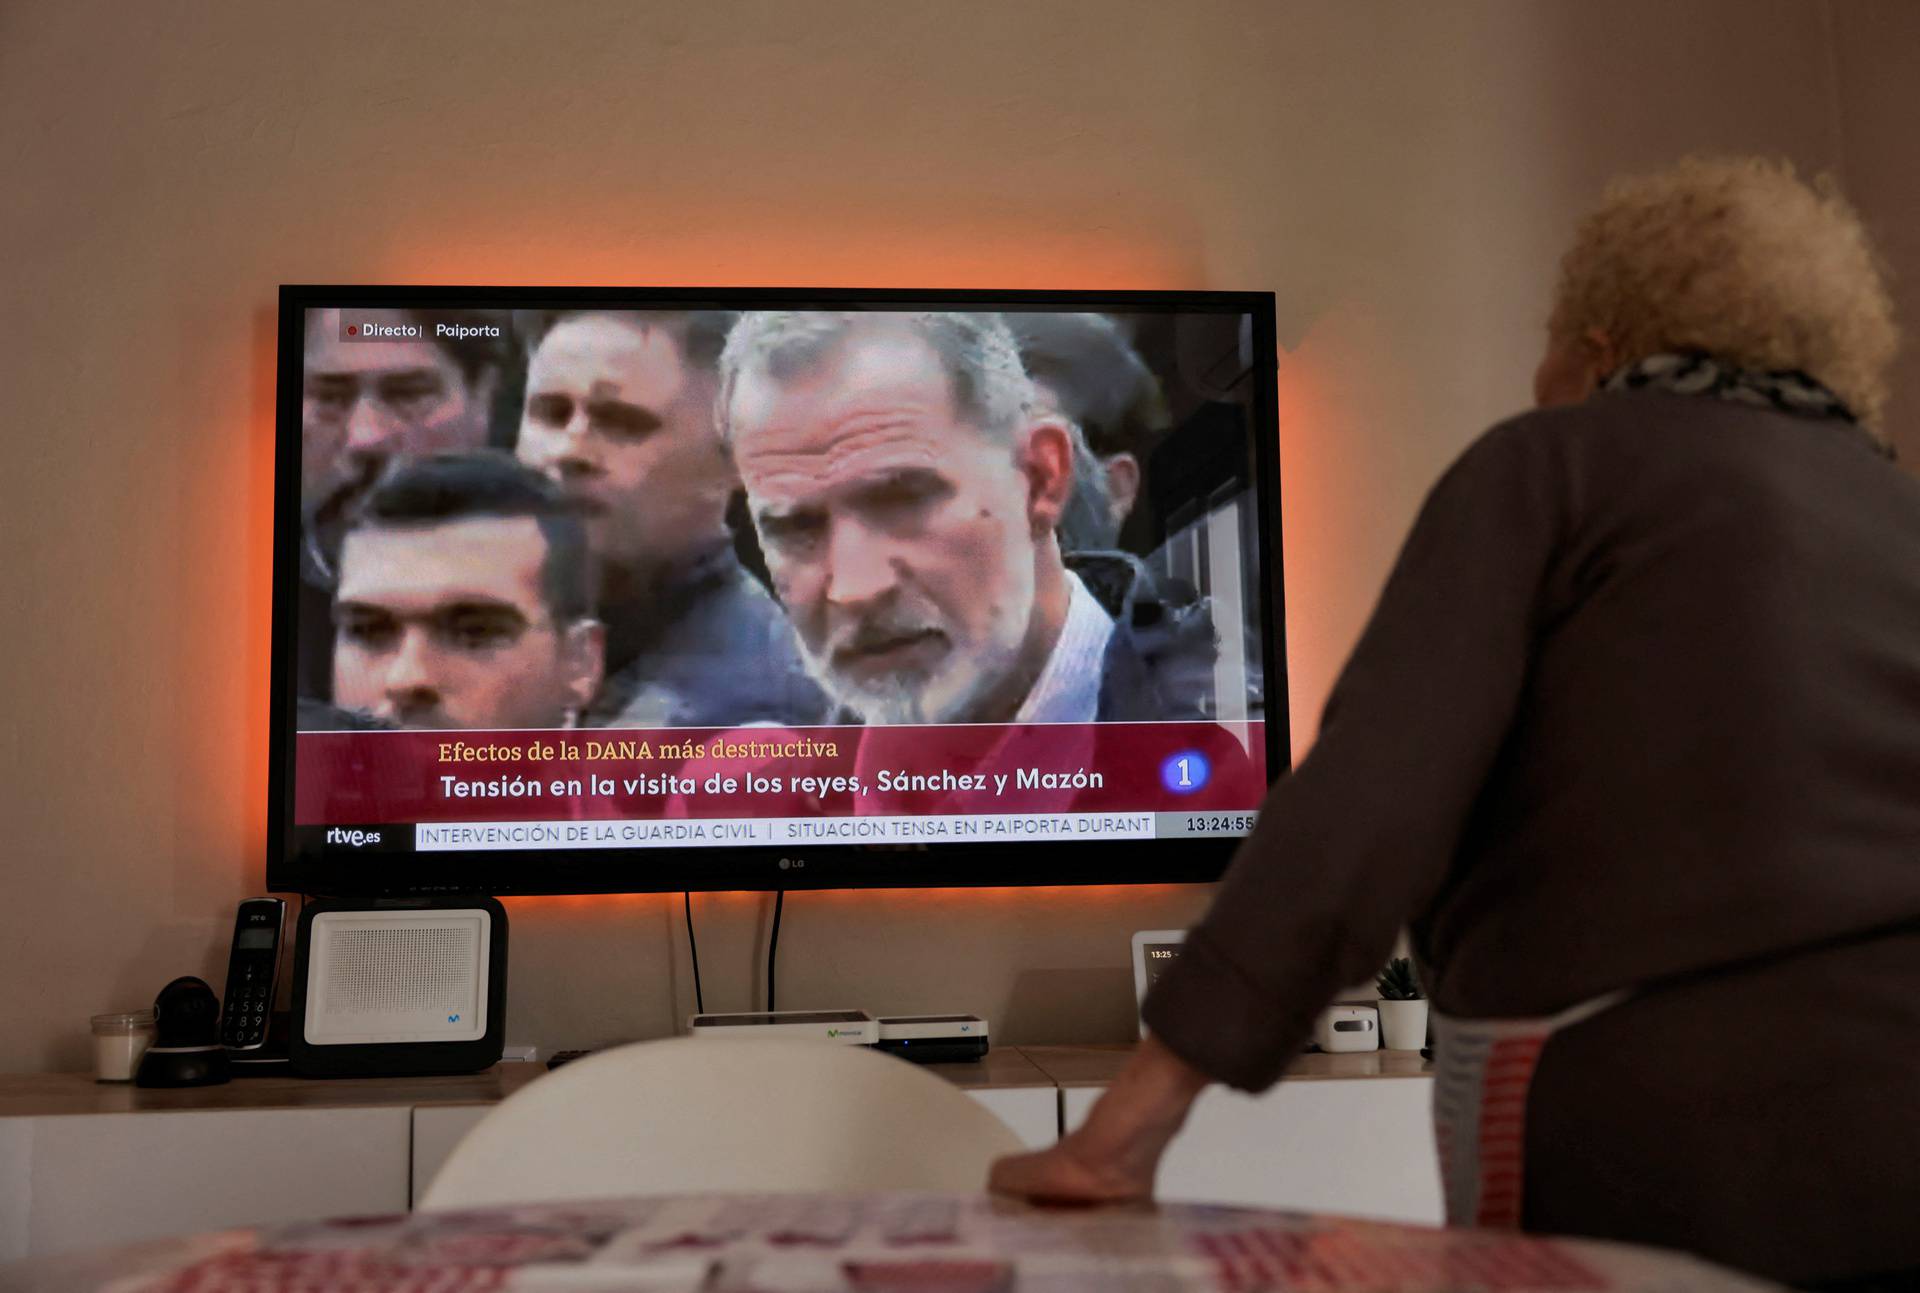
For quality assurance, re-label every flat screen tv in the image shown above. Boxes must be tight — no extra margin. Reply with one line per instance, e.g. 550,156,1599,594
269,287,1285,895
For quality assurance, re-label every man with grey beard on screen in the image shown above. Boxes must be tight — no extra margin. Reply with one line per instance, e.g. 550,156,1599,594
716,311,1219,726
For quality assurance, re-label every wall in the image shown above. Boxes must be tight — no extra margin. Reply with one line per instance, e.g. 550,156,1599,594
1830,1,1920,458
0,0,1911,1071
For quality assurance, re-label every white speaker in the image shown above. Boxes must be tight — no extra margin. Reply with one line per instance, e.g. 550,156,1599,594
289,897,507,1077
1313,1004,1379,1054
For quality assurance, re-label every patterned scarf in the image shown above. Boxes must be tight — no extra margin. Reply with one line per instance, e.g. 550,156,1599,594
1603,351,1870,424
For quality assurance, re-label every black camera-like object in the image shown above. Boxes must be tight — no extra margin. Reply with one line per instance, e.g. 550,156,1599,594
134,976,230,1088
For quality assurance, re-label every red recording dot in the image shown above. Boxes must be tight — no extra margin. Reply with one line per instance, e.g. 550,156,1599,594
346,324,359,336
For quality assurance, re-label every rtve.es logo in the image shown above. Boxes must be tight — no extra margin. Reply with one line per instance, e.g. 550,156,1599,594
325,827,383,847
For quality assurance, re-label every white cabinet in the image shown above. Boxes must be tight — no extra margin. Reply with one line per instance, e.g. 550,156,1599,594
0,1047,1438,1264
0,1120,32,1262
1062,1076,1443,1225
0,1058,1063,1258
411,1104,487,1209
961,1086,1057,1152
7,1107,411,1259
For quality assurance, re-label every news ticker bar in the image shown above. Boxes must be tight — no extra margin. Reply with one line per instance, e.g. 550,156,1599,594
410,811,1256,851
286,813,1255,855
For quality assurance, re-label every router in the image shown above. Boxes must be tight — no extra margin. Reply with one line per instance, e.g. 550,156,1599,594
875,1015,989,1063
688,1009,877,1044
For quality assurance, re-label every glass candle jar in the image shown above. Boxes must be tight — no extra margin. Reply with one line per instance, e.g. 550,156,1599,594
91,1009,157,1082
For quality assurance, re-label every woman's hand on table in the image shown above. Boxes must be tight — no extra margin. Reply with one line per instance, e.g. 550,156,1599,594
988,1034,1211,1204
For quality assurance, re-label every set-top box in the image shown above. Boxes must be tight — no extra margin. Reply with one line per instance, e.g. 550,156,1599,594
688,1009,877,1044
875,1015,989,1063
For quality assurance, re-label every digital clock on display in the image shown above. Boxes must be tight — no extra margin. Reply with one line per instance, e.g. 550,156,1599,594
1130,929,1189,1038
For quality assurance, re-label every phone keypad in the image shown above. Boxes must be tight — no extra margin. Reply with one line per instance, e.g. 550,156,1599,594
222,960,274,1048
221,901,283,1052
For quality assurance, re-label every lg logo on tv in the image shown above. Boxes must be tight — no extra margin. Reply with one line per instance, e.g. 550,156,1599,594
325,827,383,847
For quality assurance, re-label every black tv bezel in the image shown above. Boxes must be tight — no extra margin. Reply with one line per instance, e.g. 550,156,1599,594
268,285,1287,897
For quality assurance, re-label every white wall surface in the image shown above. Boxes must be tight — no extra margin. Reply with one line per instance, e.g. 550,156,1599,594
0,0,1913,1072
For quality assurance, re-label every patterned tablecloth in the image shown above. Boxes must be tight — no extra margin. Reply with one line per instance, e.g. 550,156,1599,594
59,1193,1780,1293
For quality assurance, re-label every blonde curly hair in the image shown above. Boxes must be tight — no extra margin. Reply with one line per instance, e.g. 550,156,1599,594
1550,156,1900,431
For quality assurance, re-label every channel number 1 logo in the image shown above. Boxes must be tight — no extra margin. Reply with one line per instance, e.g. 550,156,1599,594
1160,750,1211,795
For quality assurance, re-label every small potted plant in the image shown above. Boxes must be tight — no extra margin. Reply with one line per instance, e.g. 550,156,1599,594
1375,957,1427,1051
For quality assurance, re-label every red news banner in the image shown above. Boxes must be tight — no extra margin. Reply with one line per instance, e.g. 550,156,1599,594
295,722,1266,827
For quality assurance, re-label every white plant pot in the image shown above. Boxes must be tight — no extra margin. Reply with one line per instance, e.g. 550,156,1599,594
1377,999,1428,1051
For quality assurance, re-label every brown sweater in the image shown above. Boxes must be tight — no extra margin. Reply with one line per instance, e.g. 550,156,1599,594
1142,390,1920,1285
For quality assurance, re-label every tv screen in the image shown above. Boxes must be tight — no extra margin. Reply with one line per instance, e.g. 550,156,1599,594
269,287,1286,895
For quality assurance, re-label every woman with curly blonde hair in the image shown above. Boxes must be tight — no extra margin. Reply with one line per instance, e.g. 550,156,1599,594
995,157,1920,1290
1536,156,1899,437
